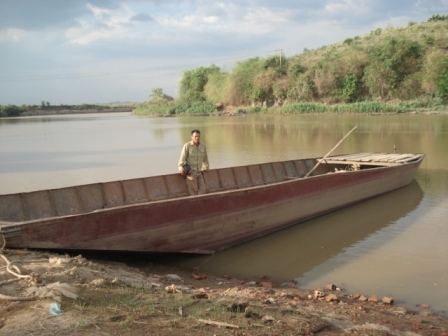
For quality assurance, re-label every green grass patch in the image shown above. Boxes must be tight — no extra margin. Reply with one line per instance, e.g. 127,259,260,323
242,101,411,114
133,101,217,116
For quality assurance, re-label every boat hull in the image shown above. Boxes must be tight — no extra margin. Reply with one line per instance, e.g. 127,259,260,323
0,153,424,253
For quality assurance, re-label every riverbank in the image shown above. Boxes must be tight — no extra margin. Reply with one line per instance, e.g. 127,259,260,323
0,249,446,335
2,103,447,118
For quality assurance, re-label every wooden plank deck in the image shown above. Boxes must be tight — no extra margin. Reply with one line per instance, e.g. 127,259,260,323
395,154,422,162
332,153,374,161
324,153,422,166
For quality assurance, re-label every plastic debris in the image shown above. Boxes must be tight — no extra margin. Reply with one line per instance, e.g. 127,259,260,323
49,302,63,316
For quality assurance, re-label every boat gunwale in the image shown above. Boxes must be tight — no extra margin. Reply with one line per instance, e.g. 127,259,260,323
0,153,425,230
0,152,425,199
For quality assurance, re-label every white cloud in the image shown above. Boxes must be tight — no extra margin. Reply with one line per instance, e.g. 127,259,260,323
156,3,290,38
243,7,289,25
65,3,137,44
0,28,27,43
155,5,226,30
325,0,368,14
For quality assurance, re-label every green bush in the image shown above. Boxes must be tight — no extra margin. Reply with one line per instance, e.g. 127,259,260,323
341,72,359,102
183,101,217,114
133,104,176,115
428,14,448,22
0,105,24,117
436,59,448,102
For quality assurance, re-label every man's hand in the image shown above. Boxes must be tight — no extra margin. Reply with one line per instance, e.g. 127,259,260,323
180,169,186,176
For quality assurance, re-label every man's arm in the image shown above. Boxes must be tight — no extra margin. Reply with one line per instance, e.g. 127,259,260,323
202,145,209,171
178,143,188,173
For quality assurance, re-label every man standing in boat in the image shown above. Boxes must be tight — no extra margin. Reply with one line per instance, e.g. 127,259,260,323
178,129,209,195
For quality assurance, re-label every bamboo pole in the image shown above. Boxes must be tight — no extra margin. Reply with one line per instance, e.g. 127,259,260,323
305,126,357,178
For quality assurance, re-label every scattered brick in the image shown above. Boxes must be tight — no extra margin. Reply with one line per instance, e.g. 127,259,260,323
368,295,378,303
358,295,368,302
326,294,339,302
382,296,394,305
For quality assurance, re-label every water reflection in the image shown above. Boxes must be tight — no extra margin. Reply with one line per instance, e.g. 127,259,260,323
176,180,424,282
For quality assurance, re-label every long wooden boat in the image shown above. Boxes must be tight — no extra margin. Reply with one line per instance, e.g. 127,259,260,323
0,153,424,254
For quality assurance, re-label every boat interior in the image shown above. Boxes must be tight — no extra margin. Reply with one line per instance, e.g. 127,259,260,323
0,153,423,224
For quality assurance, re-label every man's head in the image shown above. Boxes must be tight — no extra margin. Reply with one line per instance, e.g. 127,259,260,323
191,129,201,145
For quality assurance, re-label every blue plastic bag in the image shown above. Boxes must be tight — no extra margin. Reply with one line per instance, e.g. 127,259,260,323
49,302,63,316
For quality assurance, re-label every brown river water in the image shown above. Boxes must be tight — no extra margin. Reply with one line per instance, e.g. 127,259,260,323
0,112,447,312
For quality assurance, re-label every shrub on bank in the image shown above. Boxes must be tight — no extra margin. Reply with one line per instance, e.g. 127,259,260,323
133,103,176,115
177,101,218,114
133,101,217,116
0,105,25,117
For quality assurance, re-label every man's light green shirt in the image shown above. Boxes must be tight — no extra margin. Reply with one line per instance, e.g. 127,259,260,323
178,141,209,172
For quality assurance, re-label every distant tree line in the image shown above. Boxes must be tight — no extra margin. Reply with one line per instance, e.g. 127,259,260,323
0,103,109,117
135,15,448,115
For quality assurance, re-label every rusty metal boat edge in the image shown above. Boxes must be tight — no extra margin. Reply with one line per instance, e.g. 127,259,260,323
0,153,425,254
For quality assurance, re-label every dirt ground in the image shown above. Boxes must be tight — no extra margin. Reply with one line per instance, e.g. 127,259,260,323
0,249,447,336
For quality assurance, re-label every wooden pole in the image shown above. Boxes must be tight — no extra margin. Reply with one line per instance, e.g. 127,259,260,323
305,126,357,178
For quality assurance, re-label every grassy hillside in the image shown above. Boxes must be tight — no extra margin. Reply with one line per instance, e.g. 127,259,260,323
137,15,448,115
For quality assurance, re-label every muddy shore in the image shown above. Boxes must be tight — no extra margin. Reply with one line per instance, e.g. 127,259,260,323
0,249,446,335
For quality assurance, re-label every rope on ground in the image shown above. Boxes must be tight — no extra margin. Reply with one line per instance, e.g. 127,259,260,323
0,234,35,301
0,235,32,280
0,278,21,286
0,234,78,302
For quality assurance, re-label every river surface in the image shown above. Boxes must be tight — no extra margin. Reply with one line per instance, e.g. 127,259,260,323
0,112,447,312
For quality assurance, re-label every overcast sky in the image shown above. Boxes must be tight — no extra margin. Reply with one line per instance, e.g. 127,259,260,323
0,0,446,105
